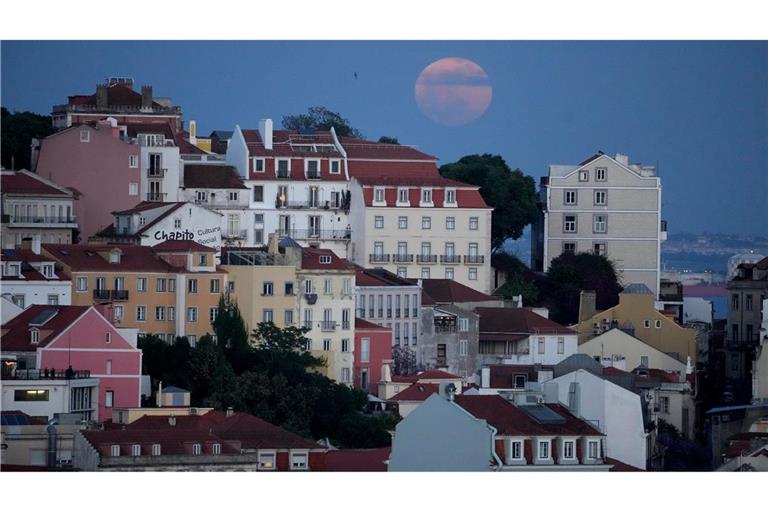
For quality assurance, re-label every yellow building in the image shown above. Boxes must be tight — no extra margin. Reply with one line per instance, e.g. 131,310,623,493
43,241,227,344
575,285,697,364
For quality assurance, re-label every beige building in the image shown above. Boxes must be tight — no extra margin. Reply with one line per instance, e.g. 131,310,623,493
575,287,698,365
532,152,665,297
579,328,691,372
753,299,768,403
348,175,493,294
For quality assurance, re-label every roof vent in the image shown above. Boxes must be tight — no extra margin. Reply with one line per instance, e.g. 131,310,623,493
168,416,176,427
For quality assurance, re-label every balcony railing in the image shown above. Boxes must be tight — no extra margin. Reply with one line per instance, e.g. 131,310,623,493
147,168,166,177
5,216,77,225
93,290,111,302
342,321,351,330
289,229,351,241
145,192,167,202
303,321,313,330
416,254,437,264
111,290,129,301
434,324,457,333
277,170,290,179
321,321,337,332
369,254,390,263
223,229,248,240
392,254,414,263
1,368,92,380
440,254,461,264
307,171,321,180
464,255,485,264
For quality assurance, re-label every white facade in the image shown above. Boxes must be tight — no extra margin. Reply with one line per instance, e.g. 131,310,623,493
1,248,72,308
549,369,647,469
1,376,99,421
578,328,688,373
483,333,578,366
534,153,664,297
354,283,421,348
753,299,768,403
683,297,714,326
140,143,182,202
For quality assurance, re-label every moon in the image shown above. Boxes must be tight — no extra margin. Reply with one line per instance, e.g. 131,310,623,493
415,57,493,127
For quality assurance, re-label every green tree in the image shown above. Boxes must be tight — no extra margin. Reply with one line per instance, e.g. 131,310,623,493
212,294,250,367
1,107,55,170
439,154,538,251
491,252,540,305
377,135,399,144
540,251,622,325
282,106,363,138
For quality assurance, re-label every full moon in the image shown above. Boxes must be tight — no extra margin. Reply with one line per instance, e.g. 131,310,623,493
414,57,493,127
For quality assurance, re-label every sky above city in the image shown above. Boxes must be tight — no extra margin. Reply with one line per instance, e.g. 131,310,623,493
2,40,766,236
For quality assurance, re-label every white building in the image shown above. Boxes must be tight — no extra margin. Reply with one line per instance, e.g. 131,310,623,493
532,152,665,297
1,366,98,421
578,327,690,373
752,299,768,403
1,239,72,308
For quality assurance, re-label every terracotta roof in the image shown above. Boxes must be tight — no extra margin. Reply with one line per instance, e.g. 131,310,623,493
359,181,488,209
325,448,390,471
632,368,684,384
125,121,174,139
68,84,168,110
391,374,419,384
183,165,246,189
355,267,417,288
0,171,71,197
389,383,439,402
43,244,181,272
81,429,240,457
415,369,461,380
476,307,575,335
1,305,91,352
154,240,217,253
174,132,207,155
1,248,56,263
454,395,603,437
486,364,555,388
578,151,605,166
355,318,391,331
112,201,185,216
606,457,644,471
420,279,497,305
339,136,436,161
300,247,354,271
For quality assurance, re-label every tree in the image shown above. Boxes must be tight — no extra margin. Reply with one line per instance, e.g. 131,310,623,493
491,252,541,305
377,135,399,144
540,252,622,325
392,345,419,375
212,294,249,368
1,107,55,170
439,154,538,251
282,106,363,138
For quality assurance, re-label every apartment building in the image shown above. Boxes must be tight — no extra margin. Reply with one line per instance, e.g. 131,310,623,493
42,241,226,344
1,241,71,308
532,152,665,297
1,170,78,248
353,318,392,395
348,172,493,294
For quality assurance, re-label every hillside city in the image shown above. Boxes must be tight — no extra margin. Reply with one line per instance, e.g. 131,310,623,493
1,77,766,472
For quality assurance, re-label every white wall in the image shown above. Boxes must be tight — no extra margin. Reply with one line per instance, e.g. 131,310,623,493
683,297,713,325
225,126,249,179
498,334,578,365
578,328,687,373
0,280,72,308
137,204,223,252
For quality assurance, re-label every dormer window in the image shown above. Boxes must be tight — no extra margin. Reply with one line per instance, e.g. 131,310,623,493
306,159,320,179
420,188,433,206
277,159,290,178
199,254,208,266
132,444,141,457
109,251,121,264
397,187,410,206
229,191,239,201
80,130,90,143
41,264,54,278
319,255,331,264
253,158,265,173
445,188,457,205
330,159,341,174
30,329,40,344
7,263,20,276
151,444,161,456
196,191,208,203
110,445,120,457
192,443,202,455
212,443,221,455
373,188,385,205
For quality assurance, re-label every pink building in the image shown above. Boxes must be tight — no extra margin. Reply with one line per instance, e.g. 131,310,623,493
1,304,142,421
354,318,392,395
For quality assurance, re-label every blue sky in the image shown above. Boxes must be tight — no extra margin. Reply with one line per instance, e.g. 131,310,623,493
2,40,766,236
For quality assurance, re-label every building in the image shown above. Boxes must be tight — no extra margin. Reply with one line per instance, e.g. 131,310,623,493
706,403,768,469
1,241,72,309
575,287,698,365
1,295,24,323
386,370,464,417
42,241,227,344
1,410,87,469
630,367,696,440
578,327,691,373
90,201,223,252
727,252,766,282
418,279,505,378
532,152,665,298
657,279,684,325
73,408,327,471
475,307,578,368
1,305,142,421
353,318,392,395
50,78,182,131
752,299,768,403
1,170,78,249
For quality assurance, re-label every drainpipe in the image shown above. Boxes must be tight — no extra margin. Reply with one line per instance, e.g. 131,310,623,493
489,425,503,471
46,419,58,469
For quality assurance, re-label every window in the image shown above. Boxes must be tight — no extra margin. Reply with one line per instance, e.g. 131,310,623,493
132,444,141,457
139,216,146,226
421,267,430,279
105,390,114,408
588,440,600,458
151,444,161,456
263,281,274,296
105,333,112,345
655,319,662,328
137,277,147,292
640,355,649,367
469,217,479,230
291,452,309,470
593,243,607,256
413,321,418,344
196,191,208,203
341,338,350,352
459,339,468,356
397,188,409,204
192,443,202,455
168,307,175,322
468,268,477,280
187,307,198,323
341,367,351,383
80,130,90,142
374,216,384,229
594,190,607,206
228,282,235,292
422,216,432,229
511,441,522,460
643,320,651,328
342,278,351,296
188,335,197,346
254,158,265,173
258,452,276,470
360,338,370,362
421,188,433,205
746,294,753,311
111,445,120,457
136,306,146,322
323,339,331,351
306,160,320,178
459,318,469,332
276,159,290,177
263,309,273,323
563,440,574,459
593,214,607,233
304,279,314,294
254,228,264,244
445,189,456,204
323,278,332,295
398,216,408,229
156,278,167,292
374,188,385,204
199,254,209,266
129,155,138,168
445,267,454,279
659,396,670,414
578,169,589,181
564,215,577,233
563,242,576,254
564,189,577,205
281,309,292,325
211,443,221,455
188,279,198,293
538,440,550,459
253,185,264,202
595,167,607,181
129,182,138,196
114,305,124,322
76,277,88,291
731,294,739,310
14,389,49,401
397,267,407,278
155,306,166,321
330,160,341,174
538,337,545,354
168,279,176,292
210,278,220,293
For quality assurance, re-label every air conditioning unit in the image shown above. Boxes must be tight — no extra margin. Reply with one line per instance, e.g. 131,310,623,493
537,396,545,404
190,407,199,415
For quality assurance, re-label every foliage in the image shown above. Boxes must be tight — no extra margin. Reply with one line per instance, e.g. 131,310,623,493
492,252,540,305
377,135,399,144
439,154,539,251
282,106,363,138
1,107,56,170
211,295,250,369
540,251,622,325
392,345,419,375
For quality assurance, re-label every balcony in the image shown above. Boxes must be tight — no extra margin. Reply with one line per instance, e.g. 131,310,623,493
93,290,111,302
342,321,351,330
4,215,77,226
1,368,92,380
369,254,390,263
277,170,290,179
321,321,337,332
303,321,313,330
434,319,457,333
145,192,167,202
392,254,414,263
307,171,321,180
416,254,437,264
464,255,485,265
111,290,129,301
147,167,166,177
223,229,248,240
440,254,461,264
291,229,351,241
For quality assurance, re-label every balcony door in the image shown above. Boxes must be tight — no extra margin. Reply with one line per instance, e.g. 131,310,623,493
279,215,291,236
308,186,319,208
96,277,107,291
149,153,162,174
308,216,321,237
114,277,125,291
398,242,407,258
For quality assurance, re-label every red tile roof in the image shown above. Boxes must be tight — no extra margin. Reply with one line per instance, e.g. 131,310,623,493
487,364,555,388
153,240,217,253
454,395,603,437
355,267,417,288
183,165,246,189
420,279,498,305
1,305,91,352
125,121,174,139
355,318,391,331
632,368,684,384
578,152,605,166
112,201,185,216
475,307,575,335
606,457,644,471
300,247,354,271
43,244,182,272
415,369,461,380
0,171,71,197
325,448,390,471
391,374,419,384
68,84,168,110
1,248,56,263
389,383,439,402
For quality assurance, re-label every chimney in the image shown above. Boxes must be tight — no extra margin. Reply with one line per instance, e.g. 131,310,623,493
96,84,108,109
579,290,597,322
94,303,116,325
226,407,234,417
258,119,273,151
20,236,42,255
189,120,197,145
481,366,490,388
168,415,176,427
141,85,153,109
614,153,629,166
157,380,163,407
381,361,392,383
